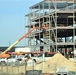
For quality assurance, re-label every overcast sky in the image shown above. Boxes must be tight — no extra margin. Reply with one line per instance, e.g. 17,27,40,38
0,0,42,47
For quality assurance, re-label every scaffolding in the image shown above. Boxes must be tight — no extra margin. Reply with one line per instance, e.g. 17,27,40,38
25,0,76,58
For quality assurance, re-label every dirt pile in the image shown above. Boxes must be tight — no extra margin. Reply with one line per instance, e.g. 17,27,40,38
34,52,76,73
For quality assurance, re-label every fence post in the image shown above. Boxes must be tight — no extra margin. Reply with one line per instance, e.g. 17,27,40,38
6,61,9,75
25,61,27,75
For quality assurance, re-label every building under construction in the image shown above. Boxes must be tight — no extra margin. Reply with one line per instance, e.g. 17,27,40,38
25,0,76,58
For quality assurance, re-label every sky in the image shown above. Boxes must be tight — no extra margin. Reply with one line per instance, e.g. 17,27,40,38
0,0,42,47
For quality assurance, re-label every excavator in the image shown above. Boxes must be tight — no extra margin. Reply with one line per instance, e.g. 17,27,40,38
0,24,47,58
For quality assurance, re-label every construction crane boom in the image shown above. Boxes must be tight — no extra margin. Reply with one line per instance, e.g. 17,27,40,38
2,27,37,54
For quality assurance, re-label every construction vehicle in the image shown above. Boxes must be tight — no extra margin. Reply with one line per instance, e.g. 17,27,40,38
0,26,39,65
0,23,48,58
0,53,10,58
0,26,39,58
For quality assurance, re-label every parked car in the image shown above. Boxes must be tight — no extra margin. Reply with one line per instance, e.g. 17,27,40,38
0,55,20,66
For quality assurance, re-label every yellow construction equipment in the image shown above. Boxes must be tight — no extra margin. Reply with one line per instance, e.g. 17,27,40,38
0,27,39,58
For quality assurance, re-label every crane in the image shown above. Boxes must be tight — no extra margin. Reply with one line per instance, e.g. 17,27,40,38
1,26,39,57
0,23,48,58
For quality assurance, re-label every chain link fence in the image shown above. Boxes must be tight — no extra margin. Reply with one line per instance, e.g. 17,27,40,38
0,61,26,75
0,61,42,75
0,62,76,75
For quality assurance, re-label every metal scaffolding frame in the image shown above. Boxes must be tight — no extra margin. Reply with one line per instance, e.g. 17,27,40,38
25,0,76,58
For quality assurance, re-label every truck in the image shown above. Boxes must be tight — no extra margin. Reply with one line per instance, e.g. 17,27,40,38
0,55,19,66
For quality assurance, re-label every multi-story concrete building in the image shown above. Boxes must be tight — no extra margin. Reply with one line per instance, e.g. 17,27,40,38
25,0,76,58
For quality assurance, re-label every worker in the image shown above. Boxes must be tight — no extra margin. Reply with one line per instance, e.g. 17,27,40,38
42,23,48,34
35,23,48,32
25,55,35,66
35,23,39,30
42,23,47,30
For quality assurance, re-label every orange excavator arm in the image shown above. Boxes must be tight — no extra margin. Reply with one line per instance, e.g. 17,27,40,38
1,27,38,54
